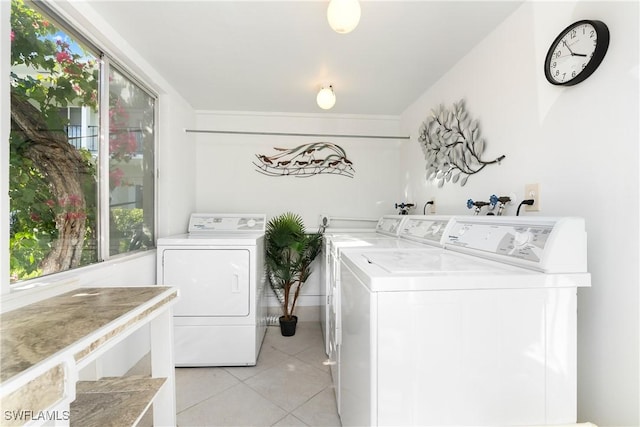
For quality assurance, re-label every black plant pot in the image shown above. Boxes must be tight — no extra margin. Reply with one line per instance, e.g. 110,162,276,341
279,315,298,337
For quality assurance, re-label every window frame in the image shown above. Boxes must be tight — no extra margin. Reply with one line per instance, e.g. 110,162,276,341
101,58,159,259
6,0,159,293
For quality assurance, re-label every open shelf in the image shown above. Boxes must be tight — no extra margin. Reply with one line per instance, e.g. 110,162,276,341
70,376,166,427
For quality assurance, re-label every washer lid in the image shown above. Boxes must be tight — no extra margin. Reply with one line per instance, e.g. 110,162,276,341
362,250,505,274
342,248,591,291
330,236,427,254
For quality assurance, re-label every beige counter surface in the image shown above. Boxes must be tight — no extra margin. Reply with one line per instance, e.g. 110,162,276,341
0,286,178,426
1,286,176,383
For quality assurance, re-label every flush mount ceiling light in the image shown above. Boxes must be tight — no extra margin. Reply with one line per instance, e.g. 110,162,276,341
327,0,361,34
317,85,336,110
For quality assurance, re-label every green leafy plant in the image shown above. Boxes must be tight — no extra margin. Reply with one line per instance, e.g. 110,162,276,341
111,208,152,252
265,212,323,322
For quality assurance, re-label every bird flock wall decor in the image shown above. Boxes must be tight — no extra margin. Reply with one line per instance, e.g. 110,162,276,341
254,142,354,178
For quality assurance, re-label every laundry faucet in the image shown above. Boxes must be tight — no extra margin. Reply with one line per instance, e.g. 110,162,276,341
467,199,490,215
395,202,415,215
489,195,512,216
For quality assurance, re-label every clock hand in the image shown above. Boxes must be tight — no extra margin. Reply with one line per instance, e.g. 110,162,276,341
562,40,588,58
562,40,576,56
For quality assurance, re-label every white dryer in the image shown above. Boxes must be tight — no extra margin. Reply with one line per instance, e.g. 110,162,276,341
157,213,267,367
339,216,590,426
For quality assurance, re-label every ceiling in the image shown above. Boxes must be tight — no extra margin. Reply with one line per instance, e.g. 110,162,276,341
86,1,523,116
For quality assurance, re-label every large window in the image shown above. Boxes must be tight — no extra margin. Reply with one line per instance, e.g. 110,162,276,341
108,67,155,256
9,0,155,284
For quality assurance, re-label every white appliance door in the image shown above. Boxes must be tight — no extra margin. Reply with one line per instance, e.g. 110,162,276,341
162,249,250,316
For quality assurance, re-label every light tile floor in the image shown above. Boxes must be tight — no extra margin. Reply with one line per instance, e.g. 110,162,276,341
175,322,341,427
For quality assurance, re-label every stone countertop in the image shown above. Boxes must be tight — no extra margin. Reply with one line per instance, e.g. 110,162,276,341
0,286,177,385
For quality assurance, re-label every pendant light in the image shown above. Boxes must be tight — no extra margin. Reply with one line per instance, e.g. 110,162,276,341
317,85,336,110
327,0,361,34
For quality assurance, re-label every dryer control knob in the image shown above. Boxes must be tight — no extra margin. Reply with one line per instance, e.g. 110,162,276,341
513,231,531,247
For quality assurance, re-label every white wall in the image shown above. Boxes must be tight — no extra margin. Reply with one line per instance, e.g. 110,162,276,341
194,111,404,312
157,94,197,237
400,2,639,426
194,111,403,226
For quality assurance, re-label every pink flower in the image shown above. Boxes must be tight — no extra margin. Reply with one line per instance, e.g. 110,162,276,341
127,134,137,153
10,30,14,42
45,199,55,208
55,40,69,49
110,168,125,188
65,212,86,221
67,194,82,207
56,51,72,64
109,136,122,153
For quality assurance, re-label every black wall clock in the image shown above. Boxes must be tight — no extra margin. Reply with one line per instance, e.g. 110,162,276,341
544,19,609,86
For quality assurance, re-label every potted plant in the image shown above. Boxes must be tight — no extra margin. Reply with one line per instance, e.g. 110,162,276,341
265,212,323,336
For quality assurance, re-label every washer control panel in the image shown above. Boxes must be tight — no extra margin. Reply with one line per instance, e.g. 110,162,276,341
446,222,552,262
375,215,407,236
443,216,587,272
399,215,451,246
188,214,266,233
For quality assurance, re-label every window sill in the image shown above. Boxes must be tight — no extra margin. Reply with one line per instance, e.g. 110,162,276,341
2,250,157,313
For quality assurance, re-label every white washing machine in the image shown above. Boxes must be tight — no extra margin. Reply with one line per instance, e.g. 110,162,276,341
327,215,451,414
319,215,379,357
157,213,267,367
339,216,590,426
320,215,405,356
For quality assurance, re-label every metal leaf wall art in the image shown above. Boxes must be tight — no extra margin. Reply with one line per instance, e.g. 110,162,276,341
254,142,354,178
418,100,505,187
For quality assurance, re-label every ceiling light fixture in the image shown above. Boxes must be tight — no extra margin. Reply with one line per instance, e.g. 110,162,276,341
327,0,361,34
316,85,336,110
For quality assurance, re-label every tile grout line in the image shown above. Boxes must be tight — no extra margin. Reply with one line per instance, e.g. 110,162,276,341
176,373,243,416
242,327,333,423
175,322,339,426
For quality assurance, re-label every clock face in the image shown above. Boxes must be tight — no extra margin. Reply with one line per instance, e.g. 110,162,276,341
544,20,609,86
